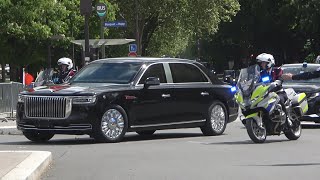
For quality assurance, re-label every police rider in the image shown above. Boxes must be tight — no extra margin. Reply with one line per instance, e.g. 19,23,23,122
256,53,292,126
54,57,75,84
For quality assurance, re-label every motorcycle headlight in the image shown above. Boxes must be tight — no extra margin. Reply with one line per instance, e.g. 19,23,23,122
18,95,25,103
72,96,97,104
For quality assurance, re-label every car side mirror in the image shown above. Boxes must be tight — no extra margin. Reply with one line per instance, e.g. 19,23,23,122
144,77,160,88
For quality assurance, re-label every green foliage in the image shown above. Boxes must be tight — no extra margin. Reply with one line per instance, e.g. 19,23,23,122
196,0,320,71
0,0,117,66
113,0,240,56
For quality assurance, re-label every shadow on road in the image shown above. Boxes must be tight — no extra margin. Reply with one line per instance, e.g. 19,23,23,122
302,123,320,129
244,162,320,167
0,132,209,145
123,132,205,142
203,139,289,145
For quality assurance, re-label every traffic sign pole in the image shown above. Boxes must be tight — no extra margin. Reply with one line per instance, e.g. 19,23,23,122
96,2,107,59
80,0,92,66
101,19,105,58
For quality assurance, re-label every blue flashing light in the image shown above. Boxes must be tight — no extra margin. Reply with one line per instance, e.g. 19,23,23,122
231,86,237,92
262,76,270,83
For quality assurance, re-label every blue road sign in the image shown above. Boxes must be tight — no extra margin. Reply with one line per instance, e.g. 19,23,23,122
104,21,127,28
129,44,137,53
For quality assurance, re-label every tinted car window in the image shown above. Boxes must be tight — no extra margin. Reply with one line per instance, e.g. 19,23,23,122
139,63,167,84
195,63,222,85
282,65,320,83
71,62,142,84
169,63,208,83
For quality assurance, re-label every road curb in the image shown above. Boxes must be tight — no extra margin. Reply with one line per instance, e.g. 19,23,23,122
0,126,22,135
1,151,52,180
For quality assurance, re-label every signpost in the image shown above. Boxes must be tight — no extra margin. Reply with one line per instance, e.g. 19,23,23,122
96,2,107,58
104,21,127,28
128,52,137,57
128,44,137,57
96,3,107,18
129,44,137,53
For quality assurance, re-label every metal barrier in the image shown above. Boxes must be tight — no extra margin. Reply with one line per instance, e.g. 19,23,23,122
0,82,24,121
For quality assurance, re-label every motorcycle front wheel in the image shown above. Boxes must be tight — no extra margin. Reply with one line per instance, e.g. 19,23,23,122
246,118,267,143
284,120,301,140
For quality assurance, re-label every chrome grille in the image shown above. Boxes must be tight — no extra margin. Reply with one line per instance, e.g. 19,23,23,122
25,96,72,119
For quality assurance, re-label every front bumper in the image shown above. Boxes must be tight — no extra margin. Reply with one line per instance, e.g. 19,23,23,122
16,102,99,134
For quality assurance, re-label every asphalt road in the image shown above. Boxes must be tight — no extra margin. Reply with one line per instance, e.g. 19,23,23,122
0,121,320,180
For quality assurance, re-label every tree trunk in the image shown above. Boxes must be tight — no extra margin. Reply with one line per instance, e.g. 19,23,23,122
9,64,19,82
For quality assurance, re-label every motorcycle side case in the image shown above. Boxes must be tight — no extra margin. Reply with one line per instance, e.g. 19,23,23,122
291,93,308,116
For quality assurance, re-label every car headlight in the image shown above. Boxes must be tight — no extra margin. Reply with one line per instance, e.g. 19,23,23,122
309,93,320,99
18,95,25,103
72,96,97,104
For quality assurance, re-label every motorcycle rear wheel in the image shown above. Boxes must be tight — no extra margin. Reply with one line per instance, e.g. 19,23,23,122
284,120,301,140
246,118,267,143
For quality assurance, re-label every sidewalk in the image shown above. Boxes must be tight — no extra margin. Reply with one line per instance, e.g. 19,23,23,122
0,151,52,180
0,120,21,135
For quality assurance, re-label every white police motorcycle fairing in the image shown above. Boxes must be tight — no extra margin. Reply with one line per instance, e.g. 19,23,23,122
233,65,308,143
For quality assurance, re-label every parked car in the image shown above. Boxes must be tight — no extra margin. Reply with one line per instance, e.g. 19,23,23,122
282,63,320,123
16,57,238,143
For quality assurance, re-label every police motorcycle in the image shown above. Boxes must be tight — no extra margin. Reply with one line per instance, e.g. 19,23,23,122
32,68,56,87
232,65,308,143
32,68,72,88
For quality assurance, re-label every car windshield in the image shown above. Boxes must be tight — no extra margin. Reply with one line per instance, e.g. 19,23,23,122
70,62,143,84
282,65,320,83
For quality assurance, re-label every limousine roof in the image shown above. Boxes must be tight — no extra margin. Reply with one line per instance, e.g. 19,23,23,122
93,57,198,64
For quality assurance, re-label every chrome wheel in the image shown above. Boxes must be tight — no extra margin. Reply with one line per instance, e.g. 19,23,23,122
101,109,125,139
210,105,226,133
285,120,301,140
246,118,267,143
252,122,266,140
201,101,228,136
293,123,302,137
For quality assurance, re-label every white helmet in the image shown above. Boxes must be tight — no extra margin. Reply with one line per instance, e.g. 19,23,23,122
256,53,275,68
57,57,73,70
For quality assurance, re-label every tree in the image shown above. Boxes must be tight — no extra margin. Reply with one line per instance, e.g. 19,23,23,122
0,0,117,81
113,0,240,56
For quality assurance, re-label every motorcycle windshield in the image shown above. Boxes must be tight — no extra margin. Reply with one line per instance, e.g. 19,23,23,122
237,65,261,96
34,68,55,87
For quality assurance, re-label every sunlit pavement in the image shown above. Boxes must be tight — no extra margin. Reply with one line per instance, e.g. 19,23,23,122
0,120,319,180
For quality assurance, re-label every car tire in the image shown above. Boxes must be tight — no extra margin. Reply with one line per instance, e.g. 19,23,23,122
201,100,228,136
136,130,156,136
92,105,128,143
23,132,54,142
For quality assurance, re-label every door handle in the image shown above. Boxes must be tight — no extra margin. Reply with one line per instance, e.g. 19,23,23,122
201,92,209,96
162,94,171,98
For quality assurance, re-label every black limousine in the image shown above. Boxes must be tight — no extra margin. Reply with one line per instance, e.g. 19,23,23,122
17,58,238,143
